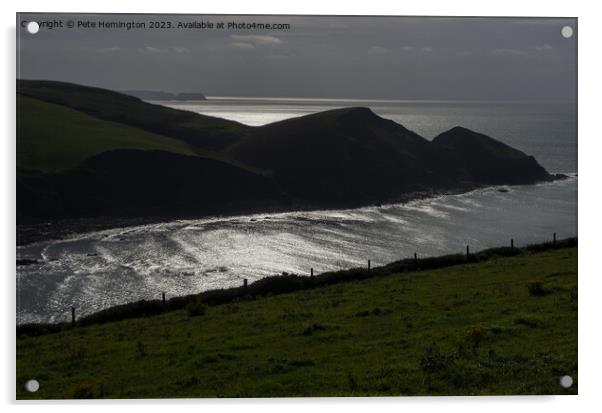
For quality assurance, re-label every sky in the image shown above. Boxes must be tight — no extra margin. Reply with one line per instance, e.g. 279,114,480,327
17,14,577,101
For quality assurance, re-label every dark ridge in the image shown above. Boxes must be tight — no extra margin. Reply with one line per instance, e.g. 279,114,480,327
226,105,457,204
313,106,379,120
17,149,285,221
19,79,143,103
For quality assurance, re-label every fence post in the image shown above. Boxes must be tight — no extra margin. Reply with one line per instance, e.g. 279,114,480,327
511,239,514,249
71,306,76,327
162,292,166,305
310,268,314,277
414,252,417,262
243,278,248,289
368,260,371,271
553,232,557,244
466,245,470,258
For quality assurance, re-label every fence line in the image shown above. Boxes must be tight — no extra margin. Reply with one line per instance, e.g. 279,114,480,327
64,233,565,328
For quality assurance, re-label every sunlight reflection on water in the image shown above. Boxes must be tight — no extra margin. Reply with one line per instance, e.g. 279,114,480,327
17,177,576,323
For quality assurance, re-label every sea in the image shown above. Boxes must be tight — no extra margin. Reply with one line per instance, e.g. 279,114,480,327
16,98,578,324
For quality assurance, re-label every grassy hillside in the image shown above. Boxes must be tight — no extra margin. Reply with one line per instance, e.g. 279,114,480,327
17,95,198,171
16,245,577,398
18,79,249,151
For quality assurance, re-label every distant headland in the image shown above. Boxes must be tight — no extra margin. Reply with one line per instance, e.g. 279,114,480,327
122,90,206,101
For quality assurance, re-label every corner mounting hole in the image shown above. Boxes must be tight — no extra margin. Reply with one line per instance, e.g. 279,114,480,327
25,379,39,393
559,375,573,388
26,21,39,34
561,26,574,39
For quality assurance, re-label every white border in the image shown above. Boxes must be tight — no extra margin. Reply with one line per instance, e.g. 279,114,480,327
2,0,601,411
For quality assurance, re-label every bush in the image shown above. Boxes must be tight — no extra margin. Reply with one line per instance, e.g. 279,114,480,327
72,382,96,399
527,280,547,296
248,274,305,295
137,341,147,357
514,316,543,328
16,322,68,338
420,344,456,373
80,299,165,325
525,237,577,252
186,299,207,317
301,323,326,336
355,310,371,317
477,246,522,259
444,359,494,389
466,324,487,350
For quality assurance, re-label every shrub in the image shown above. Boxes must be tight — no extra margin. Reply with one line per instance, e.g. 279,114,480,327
467,324,487,350
290,359,315,367
514,316,542,328
16,322,68,338
348,373,359,392
301,323,326,336
476,246,521,259
525,237,577,252
202,355,219,364
444,359,494,389
420,344,456,373
72,382,96,399
248,274,305,295
186,299,207,317
79,299,165,325
527,280,547,296
137,341,147,357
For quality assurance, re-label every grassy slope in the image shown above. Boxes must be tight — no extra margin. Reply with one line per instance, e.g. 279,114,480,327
16,246,577,398
17,95,198,172
17,80,249,152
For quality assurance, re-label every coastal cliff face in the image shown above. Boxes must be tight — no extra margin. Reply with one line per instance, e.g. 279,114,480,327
17,80,555,222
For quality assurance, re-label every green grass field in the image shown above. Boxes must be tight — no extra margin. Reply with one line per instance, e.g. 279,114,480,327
16,245,577,398
17,95,198,171
17,80,248,153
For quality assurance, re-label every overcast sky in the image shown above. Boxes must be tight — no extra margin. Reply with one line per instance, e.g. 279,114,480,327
17,14,576,101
